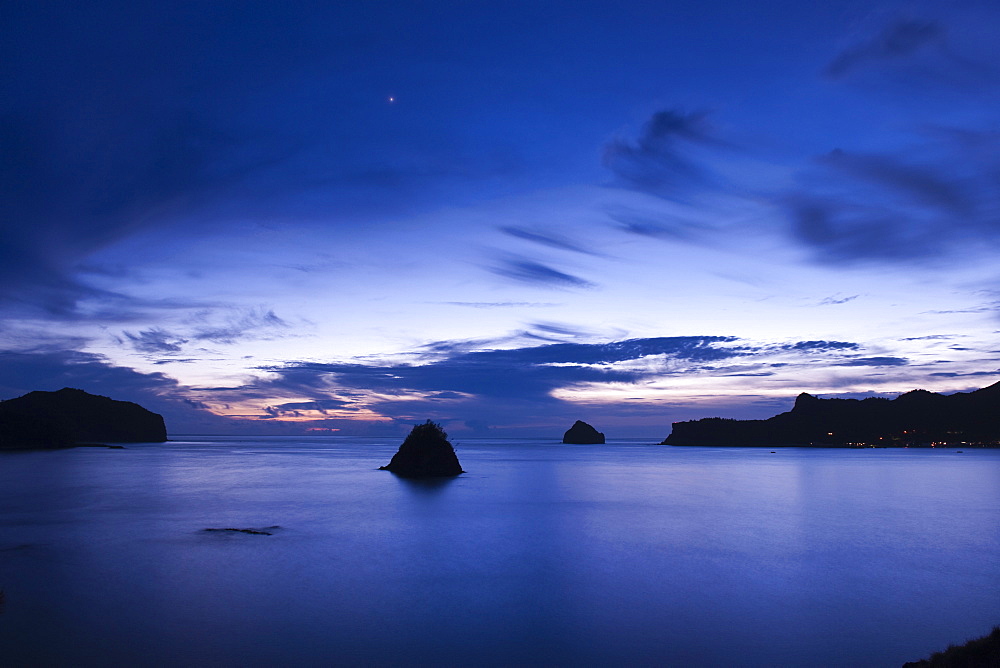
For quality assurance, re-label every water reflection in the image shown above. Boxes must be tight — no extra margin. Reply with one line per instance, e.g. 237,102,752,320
391,474,457,495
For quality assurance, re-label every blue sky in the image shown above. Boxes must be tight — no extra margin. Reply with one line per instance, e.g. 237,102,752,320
3,0,1000,437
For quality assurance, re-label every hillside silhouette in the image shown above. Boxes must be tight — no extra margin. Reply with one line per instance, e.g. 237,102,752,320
664,381,1000,446
0,388,167,449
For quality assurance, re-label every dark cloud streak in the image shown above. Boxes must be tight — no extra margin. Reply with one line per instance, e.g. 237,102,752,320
825,18,945,78
261,336,743,404
603,110,726,199
124,329,188,354
490,257,595,289
500,226,605,256
120,307,291,356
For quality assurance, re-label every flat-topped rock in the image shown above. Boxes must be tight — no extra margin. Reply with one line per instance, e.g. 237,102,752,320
380,420,464,478
563,420,605,444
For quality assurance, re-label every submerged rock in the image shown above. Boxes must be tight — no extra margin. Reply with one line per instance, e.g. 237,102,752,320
380,420,464,478
203,526,279,536
0,388,167,449
563,420,605,444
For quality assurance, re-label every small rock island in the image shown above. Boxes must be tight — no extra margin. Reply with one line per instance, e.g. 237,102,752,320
0,387,167,449
563,420,605,444
380,420,464,477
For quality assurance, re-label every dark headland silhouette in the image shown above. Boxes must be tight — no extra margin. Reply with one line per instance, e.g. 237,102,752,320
663,380,1000,447
563,420,605,444
0,388,167,449
380,420,464,477
902,624,1000,667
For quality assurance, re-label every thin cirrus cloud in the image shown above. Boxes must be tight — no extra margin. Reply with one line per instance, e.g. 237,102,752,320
824,18,945,78
830,356,909,367
777,341,860,352
607,208,706,242
120,307,291,355
599,13,1000,268
187,308,290,346
789,13,1000,264
818,295,860,306
123,328,188,354
519,322,600,342
786,135,1000,264
490,256,595,289
500,226,606,257
602,109,728,200
261,398,354,419
929,369,1000,378
0,100,275,315
438,302,561,309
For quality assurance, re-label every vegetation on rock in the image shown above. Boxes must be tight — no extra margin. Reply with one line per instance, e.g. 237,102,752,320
380,420,463,477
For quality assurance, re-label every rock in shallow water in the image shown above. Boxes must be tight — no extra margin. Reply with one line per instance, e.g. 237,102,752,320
563,420,605,444
380,420,464,478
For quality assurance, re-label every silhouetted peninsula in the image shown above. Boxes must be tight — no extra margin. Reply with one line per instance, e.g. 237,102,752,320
0,388,167,449
380,420,464,477
663,380,1000,447
563,420,605,444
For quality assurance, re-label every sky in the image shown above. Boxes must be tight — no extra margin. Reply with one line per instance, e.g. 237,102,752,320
3,0,1000,438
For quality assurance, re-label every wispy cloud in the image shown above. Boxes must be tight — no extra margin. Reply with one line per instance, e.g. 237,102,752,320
929,369,1000,378
786,132,1000,265
500,226,605,256
825,18,945,78
785,12,1000,266
520,322,597,341
123,328,188,354
818,295,860,306
188,307,289,345
119,306,292,356
599,14,1000,271
607,208,706,242
778,341,860,352
900,334,958,341
438,301,561,309
490,256,595,289
831,356,909,367
603,109,728,200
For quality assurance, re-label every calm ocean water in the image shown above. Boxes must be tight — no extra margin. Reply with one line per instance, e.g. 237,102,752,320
1,437,998,667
